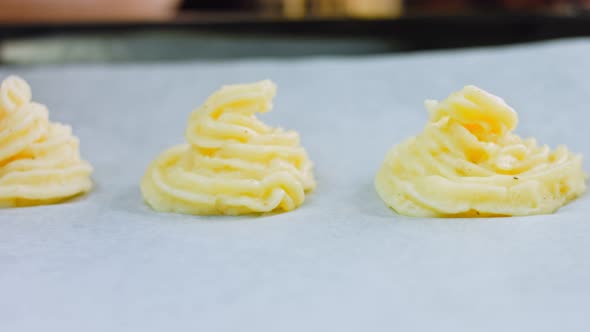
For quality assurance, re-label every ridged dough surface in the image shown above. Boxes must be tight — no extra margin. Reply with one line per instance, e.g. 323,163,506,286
375,85,586,217
141,80,315,215
0,76,92,207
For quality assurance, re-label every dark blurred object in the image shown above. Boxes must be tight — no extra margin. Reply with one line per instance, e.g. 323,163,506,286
407,0,473,14
181,0,257,11
407,0,590,13
497,0,590,12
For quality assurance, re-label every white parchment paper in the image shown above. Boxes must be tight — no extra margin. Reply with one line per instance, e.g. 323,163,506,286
1,38,590,332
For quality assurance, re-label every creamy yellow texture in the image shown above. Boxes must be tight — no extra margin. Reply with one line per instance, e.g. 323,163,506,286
0,76,93,207
375,85,586,217
141,80,315,215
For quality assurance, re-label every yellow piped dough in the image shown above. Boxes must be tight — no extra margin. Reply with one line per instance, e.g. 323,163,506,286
375,85,586,217
141,80,315,215
0,76,92,207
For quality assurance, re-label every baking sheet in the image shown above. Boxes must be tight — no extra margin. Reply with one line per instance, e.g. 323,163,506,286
1,38,590,332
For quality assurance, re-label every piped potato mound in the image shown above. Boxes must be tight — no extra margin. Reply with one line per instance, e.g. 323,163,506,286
375,85,586,217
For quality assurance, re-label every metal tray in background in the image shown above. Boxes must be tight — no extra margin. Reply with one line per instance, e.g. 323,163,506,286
3,14,590,64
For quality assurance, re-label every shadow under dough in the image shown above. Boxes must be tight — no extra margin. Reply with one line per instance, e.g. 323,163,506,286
353,179,399,219
109,185,161,218
109,185,281,223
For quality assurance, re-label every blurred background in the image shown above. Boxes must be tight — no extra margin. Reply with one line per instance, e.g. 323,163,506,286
2,0,590,64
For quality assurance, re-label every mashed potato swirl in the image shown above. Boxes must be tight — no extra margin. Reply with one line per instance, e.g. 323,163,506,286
141,80,315,215
375,85,586,217
0,76,92,207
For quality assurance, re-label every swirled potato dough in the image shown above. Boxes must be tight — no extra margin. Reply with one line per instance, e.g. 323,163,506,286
375,85,586,217
141,80,315,215
0,76,93,207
